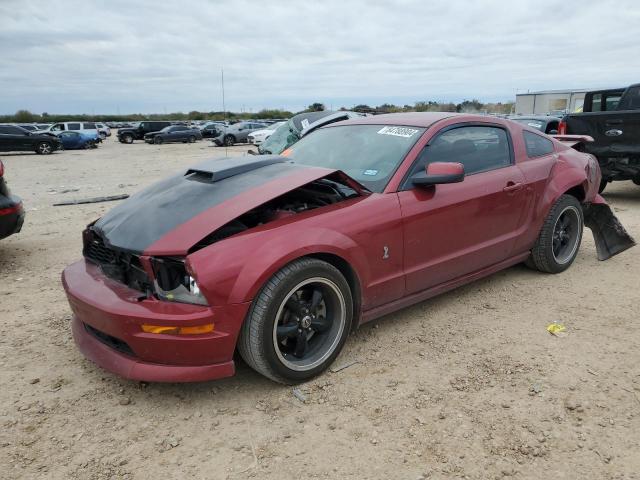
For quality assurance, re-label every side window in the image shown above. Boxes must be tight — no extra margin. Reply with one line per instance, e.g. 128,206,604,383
591,94,602,112
523,131,554,158
51,123,64,131
0,126,10,134
7,126,26,135
84,122,96,129
618,86,640,111
411,126,511,178
68,123,81,130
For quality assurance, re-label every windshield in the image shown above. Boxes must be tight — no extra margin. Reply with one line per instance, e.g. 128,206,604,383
259,119,300,154
286,125,425,193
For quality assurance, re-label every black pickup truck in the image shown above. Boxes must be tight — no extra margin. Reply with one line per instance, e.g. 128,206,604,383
117,121,172,144
559,84,640,192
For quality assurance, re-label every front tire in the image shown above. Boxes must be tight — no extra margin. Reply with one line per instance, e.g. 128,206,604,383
36,142,52,155
238,258,353,384
527,195,583,273
122,134,133,144
188,135,196,143
223,134,235,147
154,136,163,145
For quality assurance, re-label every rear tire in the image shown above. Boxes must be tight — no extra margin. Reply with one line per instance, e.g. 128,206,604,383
238,258,353,384
527,195,583,274
188,135,196,143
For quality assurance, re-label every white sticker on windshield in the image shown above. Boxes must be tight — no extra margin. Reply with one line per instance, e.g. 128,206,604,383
363,169,378,176
377,126,419,138
301,119,310,129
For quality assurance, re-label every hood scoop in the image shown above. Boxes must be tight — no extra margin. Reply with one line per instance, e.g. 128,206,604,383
185,156,287,183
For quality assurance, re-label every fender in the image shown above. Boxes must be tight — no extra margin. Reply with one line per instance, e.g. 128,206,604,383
189,226,369,307
535,161,586,229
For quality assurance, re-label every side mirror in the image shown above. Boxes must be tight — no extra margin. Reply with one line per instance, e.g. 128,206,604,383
412,162,465,186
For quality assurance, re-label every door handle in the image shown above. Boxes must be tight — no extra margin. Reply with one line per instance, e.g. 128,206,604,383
503,182,524,193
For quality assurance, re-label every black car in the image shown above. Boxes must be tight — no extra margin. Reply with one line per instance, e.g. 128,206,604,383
117,121,172,144
144,125,203,144
200,122,225,138
0,124,62,154
0,160,25,240
508,115,561,134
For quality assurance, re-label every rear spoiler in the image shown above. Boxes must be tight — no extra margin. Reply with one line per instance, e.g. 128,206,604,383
550,134,594,150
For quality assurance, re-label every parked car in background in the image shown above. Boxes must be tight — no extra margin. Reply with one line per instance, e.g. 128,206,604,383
247,122,286,145
200,122,225,138
558,83,640,192
17,124,38,132
95,123,111,139
144,125,203,144
0,160,25,240
0,124,62,154
507,115,561,134
211,121,268,146
62,112,635,384
45,122,102,143
57,131,99,150
258,111,365,154
117,121,172,143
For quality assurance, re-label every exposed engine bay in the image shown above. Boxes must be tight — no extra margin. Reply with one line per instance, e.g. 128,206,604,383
191,175,359,251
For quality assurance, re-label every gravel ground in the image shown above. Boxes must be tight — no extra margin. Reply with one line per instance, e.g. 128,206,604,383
1,134,639,479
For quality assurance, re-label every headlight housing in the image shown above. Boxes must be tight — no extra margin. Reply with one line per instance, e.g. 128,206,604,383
152,258,208,306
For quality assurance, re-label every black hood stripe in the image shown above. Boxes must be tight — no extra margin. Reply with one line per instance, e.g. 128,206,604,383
94,156,303,254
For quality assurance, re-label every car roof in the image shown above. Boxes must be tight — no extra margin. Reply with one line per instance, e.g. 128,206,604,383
329,112,470,128
509,115,560,122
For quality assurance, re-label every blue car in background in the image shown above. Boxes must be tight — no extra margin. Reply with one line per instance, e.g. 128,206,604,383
57,131,99,150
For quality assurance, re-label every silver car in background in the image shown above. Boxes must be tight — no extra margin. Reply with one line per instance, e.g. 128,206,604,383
211,121,268,146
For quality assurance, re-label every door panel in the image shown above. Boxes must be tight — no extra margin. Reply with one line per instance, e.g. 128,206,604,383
399,165,527,294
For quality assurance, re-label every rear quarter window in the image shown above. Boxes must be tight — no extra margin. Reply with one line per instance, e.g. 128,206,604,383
523,131,554,158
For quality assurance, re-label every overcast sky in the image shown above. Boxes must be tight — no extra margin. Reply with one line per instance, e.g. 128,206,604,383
1,0,639,114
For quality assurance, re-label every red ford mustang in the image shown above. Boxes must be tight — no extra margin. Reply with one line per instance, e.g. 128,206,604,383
62,113,635,384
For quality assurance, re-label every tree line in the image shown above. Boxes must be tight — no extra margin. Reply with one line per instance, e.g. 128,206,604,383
1,99,514,123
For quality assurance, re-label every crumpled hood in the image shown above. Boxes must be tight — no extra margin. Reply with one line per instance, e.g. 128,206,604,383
92,156,342,256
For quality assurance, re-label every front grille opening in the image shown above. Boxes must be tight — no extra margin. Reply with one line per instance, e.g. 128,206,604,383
85,237,116,263
84,323,135,357
83,231,152,294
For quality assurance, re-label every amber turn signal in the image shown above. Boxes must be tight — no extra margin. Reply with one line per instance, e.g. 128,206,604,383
141,324,214,335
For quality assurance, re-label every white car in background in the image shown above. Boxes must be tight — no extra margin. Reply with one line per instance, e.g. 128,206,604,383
95,123,111,138
247,122,285,145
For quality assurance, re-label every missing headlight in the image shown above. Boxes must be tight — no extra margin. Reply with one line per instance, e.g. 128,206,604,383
152,258,208,306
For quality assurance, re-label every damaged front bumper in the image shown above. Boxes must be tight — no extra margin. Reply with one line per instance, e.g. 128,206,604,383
584,194,635,260
62,259,251,382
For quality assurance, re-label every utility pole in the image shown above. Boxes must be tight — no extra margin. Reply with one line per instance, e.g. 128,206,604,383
221,67,226,122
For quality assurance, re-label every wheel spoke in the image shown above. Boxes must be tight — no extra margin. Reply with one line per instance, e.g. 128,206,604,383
285,297,304,317
276,323,299,339
311,315,331,333
310,289,323,310
293,330,308,358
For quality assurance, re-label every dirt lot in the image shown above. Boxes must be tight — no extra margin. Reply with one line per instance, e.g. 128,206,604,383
1,135,639,480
